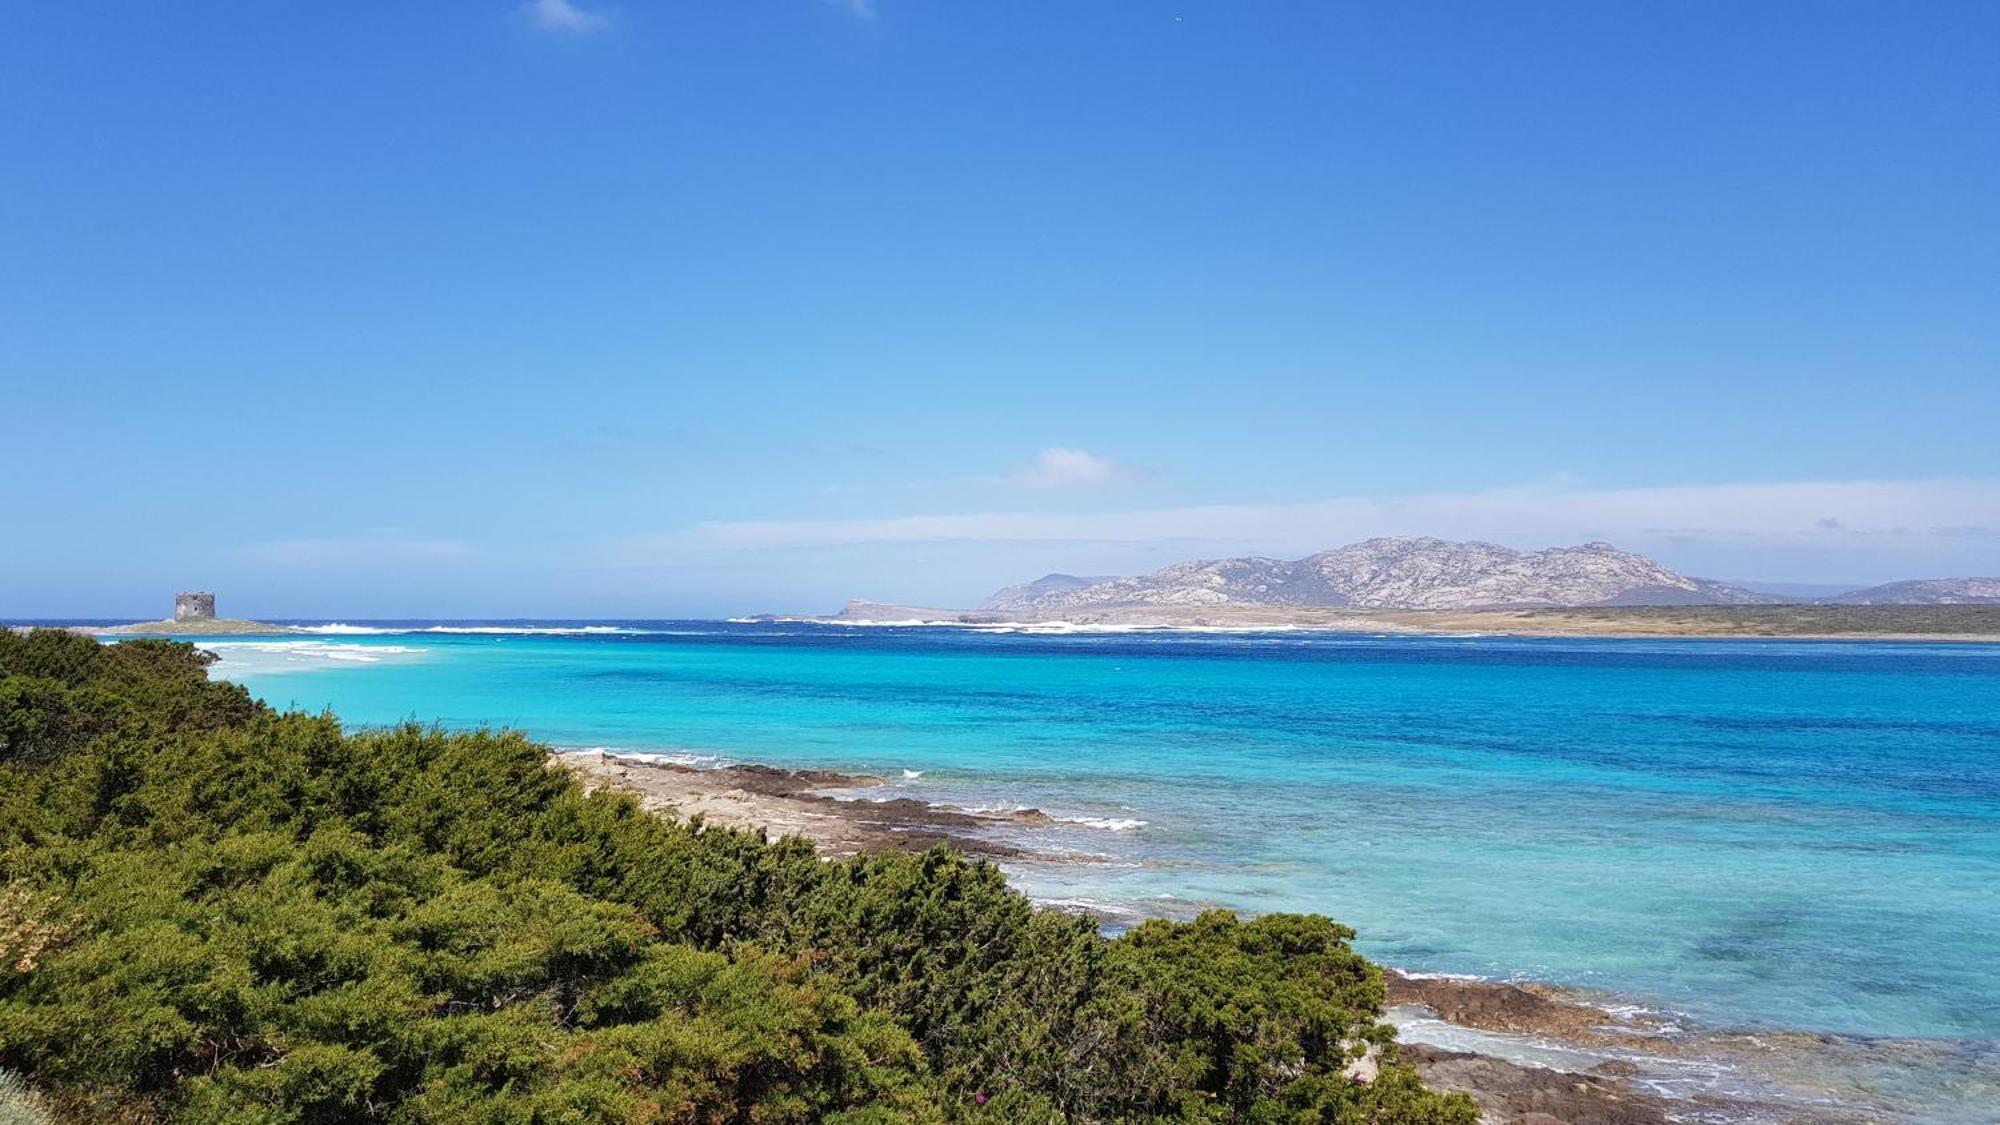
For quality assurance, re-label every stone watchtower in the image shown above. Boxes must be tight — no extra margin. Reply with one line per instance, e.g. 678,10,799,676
174,592,216,622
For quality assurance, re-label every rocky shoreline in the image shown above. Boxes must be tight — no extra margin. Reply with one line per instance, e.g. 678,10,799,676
553,750,1893,1124
1377,971,1960,1123
557,751,1062,860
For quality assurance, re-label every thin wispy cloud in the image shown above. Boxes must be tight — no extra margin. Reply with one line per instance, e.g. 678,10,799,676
1013,447,1146,489
825,0,877,19
524,0,611,34
617,478,2000,582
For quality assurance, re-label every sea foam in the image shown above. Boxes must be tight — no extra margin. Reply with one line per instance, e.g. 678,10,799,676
202,641,425,677
1057,815,1147,832
295,623,656,637
559,747,734,769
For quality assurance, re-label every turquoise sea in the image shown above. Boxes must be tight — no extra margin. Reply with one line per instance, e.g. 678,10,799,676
190,622,1998,1120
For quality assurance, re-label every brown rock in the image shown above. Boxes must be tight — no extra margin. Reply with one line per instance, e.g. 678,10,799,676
1386,971,1637,1043
1399,1044,1671,1125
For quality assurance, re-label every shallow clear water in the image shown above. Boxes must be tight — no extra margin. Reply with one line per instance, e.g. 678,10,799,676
196,622,2000,1116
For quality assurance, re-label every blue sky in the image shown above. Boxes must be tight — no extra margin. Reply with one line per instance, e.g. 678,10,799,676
3,1,1996,616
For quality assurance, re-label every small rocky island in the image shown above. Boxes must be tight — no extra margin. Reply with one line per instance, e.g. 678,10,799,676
100,591,293,635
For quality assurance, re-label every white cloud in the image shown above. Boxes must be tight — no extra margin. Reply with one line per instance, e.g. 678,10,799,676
1013,447,1142,489
524,0,610,34
614,477,2000,584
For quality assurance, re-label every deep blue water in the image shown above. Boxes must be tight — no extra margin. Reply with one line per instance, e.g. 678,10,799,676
186,621,2000,1115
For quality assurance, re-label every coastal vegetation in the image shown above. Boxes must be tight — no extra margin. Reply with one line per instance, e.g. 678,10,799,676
0,631,1475,1123
1502,603,2000,636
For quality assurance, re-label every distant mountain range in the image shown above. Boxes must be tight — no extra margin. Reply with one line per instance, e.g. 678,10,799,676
979,538,1999,613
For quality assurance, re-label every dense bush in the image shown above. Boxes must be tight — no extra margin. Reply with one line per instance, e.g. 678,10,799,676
0,631,1474,1123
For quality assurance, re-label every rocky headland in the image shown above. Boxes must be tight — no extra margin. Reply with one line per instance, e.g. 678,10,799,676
554,751,1066,860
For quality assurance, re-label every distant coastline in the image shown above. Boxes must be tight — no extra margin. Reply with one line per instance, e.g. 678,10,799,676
13,603,2000,643
803,600,2000,642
